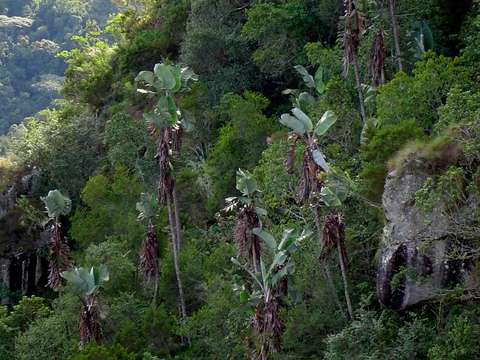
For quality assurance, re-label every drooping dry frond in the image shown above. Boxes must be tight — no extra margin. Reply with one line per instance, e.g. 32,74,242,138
298,145,325,204
321,211,348,264
79,297,102,347
253,298,284,356
47,222,71,288
156,126,183,204
139,222,159,282
342,0,366,76
370,28,386,86
234,205,261,272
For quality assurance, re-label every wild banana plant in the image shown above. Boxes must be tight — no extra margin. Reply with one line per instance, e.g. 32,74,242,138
280,78,356,319
61,265,109,347
136,63,197,320
136,192,160,300
232,228,311,360
41,190,72,289
225,169,267,273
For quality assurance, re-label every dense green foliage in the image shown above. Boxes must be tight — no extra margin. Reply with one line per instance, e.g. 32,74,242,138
0,0,480,359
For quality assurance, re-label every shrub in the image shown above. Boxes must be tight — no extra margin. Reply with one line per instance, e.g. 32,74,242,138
205,92,277,210
359,119,424,201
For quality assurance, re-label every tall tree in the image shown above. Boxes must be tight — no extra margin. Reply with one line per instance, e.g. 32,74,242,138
342,0,367,122
280,66,356,318
136,63,197,320
41,189,72,289
388,0,403,71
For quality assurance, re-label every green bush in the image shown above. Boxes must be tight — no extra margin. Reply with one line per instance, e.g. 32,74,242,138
376,52,472,131
205,91,278,210
359,119,424,201
68,343,136,360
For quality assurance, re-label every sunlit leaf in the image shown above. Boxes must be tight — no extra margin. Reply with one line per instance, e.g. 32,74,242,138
314,110,337,136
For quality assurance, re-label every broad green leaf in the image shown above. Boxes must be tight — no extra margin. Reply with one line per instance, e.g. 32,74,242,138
312,149,330,172
280,113,306,135
314,67,327,94
41,190,71,219
297,92,315,110
278,229,295,251
320,186,342,208
314,110,337,136
294,65,315,88
135,71,154,86
252,228,276,252
154,64,177,90
291,107,313,132
255,207,268,217
236,169,257,196
94,265,110,284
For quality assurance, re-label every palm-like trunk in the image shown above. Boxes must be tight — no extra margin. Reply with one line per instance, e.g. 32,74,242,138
313,207,346,318
172,184,182,251
167,195,187,320
352,55,366,123
337,240,353,320
389,0,403,71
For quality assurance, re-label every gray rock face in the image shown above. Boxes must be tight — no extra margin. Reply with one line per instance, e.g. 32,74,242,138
0,169,49,302
377,161,476,309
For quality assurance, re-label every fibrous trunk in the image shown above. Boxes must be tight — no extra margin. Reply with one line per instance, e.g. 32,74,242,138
47,222,71,288
79,296,101,347
167,195,187,320
234,205,261,273
370,28,386,86
298,143,324,203
343,0,366,123
253,297,283,359
155,126,187,319
389,0,403,72
322,211,354,319
313,207,346,319
139,221,159,287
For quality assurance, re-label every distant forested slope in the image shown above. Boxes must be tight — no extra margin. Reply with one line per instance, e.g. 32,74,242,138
0,0,118,133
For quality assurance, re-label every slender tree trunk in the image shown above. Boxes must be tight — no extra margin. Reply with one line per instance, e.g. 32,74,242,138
152,271,159,306
167,196,187,320
312,207,345,318
352,55,366,123
251,238,260,274
337,240,354,320
389,0,403,72
172,184,182,251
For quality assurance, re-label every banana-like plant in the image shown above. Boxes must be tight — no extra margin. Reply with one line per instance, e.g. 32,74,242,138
136,63,197,320
232,228,311,360
41,189,72,289
279,98,337,203
61,265,109,347
225,169,267,273
136,193,160,297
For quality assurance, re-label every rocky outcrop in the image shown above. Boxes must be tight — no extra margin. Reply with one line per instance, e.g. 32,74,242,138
377,160,478,309
0,169,49,302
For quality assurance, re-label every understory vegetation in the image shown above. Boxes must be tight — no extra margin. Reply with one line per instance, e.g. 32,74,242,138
0,0,480,359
